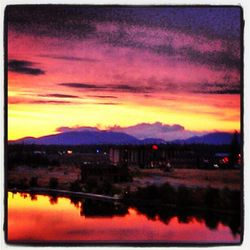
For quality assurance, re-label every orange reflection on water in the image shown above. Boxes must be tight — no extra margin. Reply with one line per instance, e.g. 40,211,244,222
8,192,240,243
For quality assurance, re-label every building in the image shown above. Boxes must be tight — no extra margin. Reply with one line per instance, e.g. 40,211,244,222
109,144,197,169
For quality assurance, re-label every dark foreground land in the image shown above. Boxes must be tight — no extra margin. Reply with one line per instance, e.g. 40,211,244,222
8,165,242,238
8,166,241,215
7,143,242,216
8,165,241,192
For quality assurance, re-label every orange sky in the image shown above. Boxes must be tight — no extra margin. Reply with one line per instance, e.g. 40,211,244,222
7,6,241,140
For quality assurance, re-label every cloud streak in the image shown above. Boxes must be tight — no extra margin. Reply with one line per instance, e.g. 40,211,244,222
193,82,241,95
9,97,73,105
96,102,121,105
9,96,120,106
59,82,153,93
39,93,80,98
39,54,98,62
87,95,118,99
59,79,240,95
59,83,105,89
31,100,72,104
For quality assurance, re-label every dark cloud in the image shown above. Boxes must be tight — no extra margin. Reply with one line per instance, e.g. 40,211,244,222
194,82,240,95
198,89,240,95
59,78,240,95
112,83,153,93
87,95,118,99
7,6,241,72
8,59,45,75
8,97,72,105
39,93,80,98
148,44,240,70
144,94,152,98
152,44,176,57
113,84,141,92
59,83,105,89
9,96,120,105
59,82,152,93
98,28,240,71
7,6,241,41
96,102,121,105
7,6,96,39
31,100,72,104
39,54,98,62
97,28,146,49
179,46,240,70
113,75,180,93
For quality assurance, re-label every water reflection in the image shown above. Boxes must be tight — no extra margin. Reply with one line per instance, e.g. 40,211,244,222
80,199,128,218
8,192,241,243
133,204,241,237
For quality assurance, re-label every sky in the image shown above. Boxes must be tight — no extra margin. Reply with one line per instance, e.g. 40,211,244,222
7,5,242,140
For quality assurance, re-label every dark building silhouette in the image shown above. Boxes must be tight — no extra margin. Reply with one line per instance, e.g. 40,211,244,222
109,144,197,169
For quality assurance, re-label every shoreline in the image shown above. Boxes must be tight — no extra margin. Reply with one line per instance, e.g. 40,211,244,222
8,183,241,215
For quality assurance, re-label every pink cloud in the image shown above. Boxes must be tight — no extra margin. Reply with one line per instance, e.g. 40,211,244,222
55,122,209,141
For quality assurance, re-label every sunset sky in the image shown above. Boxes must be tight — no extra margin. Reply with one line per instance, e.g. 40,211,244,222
7,6,242,140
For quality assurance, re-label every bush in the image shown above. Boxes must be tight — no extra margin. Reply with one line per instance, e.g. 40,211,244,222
70,180,82,192
204,188,220,209
159,183,177,204
176,185,192,207
49,177,58,189
29,177,38,187
16,178,29,189
134,184,160,200
50,159,60,166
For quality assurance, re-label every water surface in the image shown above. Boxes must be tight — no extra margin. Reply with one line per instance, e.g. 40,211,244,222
8,192,240,244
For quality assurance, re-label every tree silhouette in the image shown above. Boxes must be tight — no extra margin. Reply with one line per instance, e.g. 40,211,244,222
229,131,240,167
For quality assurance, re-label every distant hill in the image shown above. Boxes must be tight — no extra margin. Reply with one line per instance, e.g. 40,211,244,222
9,131,239,145
172,132,239,145
9,131,140,145
140,138,166,144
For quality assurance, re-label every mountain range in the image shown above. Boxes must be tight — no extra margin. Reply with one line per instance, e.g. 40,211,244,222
9,130,239,145
172,132,240,145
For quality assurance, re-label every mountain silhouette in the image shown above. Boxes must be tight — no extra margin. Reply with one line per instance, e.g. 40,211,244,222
9,131,239,145
172,132,240,145
10,131,140,145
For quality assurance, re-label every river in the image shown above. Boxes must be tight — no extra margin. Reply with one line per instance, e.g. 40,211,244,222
7,192,241,244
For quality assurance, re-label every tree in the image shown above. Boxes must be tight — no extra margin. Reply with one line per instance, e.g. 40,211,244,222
229,131,240,167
